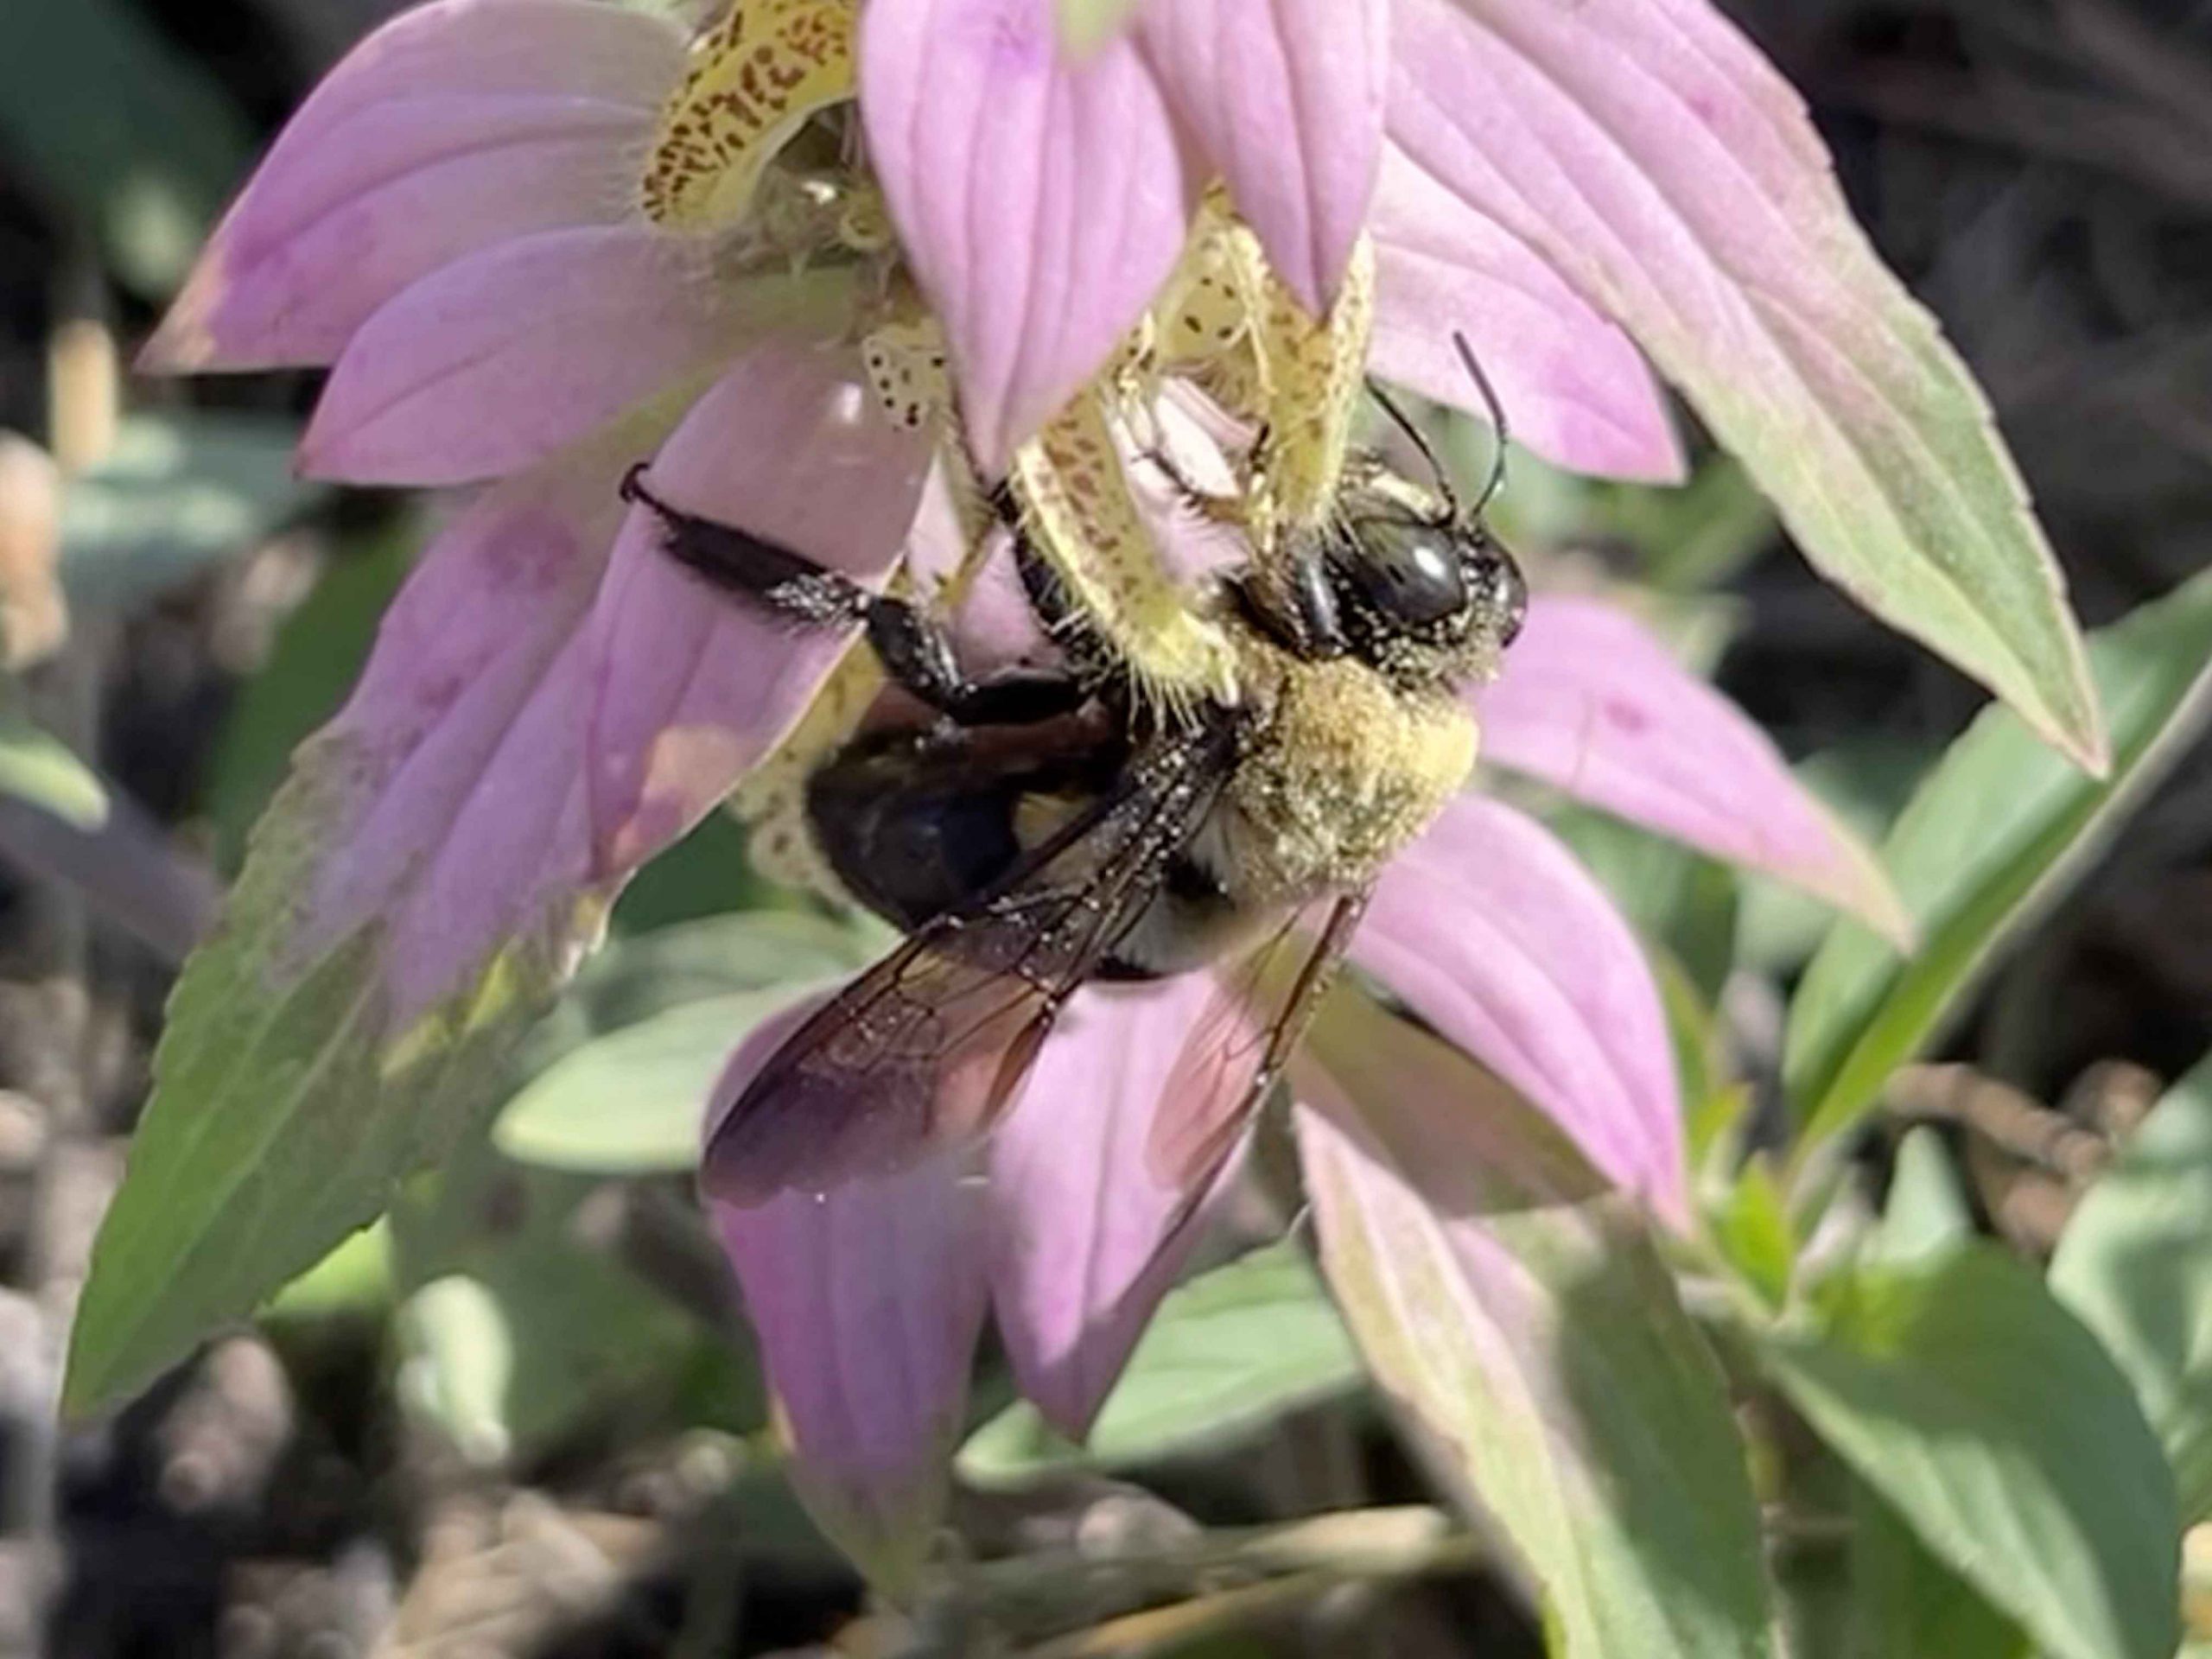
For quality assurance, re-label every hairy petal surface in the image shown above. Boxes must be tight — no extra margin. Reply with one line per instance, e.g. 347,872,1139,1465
299,229,823,486
1135,0,1387,315
149,0,682,369
860,0,1194,467
1369,148,1680,483
1481,595,1909,940
583,341,929,874
1352,794,1685,1224
1391,0,2102,768
709,1003,988,1592
988,976,1231,1438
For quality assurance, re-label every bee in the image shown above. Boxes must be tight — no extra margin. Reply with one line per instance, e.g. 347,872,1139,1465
624,341,1526,1208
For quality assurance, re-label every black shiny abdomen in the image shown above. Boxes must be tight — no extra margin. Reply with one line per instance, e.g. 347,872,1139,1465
803,722,1126,934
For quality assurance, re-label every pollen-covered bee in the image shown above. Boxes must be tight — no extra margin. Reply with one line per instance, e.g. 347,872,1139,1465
624,345,1526,1207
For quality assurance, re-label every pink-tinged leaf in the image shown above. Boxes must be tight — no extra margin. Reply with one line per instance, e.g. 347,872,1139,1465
1294,995,1777,1659
302,418,671,1026
583,341,928,874
299,226,798,486
1370,147,1681,483
1135,0,1387,315
709,1002,988,1592
1390,0,2104,772
859,0,1195,467
1481,595,1910,942
63,417,678,1418
1351,794,1686,1225
987,976,1232,1438
147,0,682,369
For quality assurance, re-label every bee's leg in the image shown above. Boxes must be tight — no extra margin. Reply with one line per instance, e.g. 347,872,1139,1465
623,464,1085,727
1229,542,1347,662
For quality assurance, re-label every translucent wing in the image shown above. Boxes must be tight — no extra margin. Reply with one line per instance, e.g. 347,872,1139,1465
703,726,1234,1205
1147,890,1370,1197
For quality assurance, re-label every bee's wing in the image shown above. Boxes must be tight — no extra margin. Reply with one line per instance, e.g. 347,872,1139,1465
703,727,1233,1205
1147,889,1370,1196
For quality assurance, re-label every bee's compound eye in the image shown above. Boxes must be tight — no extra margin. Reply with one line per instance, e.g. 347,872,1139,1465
1343,519,1468,630
1479,544,1529,647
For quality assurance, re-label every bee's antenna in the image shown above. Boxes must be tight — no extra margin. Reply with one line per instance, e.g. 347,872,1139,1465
1452,331,1510,518
1367,384,1460,520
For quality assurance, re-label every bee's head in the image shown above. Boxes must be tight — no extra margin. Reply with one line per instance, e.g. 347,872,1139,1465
1329,510,1527,683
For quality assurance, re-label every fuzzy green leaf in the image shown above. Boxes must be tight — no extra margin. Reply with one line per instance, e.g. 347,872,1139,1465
1786,570,2212,1156
1300,995,1776,1659
1754,1249,2178,1659
2050,1050,2212,1522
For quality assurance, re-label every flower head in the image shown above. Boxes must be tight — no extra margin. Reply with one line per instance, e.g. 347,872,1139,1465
135,0,2100,1595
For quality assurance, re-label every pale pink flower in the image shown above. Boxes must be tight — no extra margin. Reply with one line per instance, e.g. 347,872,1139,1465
149,0,1953,1583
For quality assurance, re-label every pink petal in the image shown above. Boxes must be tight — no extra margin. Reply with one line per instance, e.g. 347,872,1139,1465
299,226,760,486
1351,794,1687,1225
1369,146,1681,483
709,1003,988,1591
149,94,658,372
1388,0,2103,770
1135,0,1387,315
300,418,658,1026
987,976,1232,1438
147,0,683,370
859,0,1195,467
1480,595,1910,943
583,341,930,874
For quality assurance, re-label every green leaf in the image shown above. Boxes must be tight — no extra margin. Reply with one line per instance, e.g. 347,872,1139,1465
1752,1248,2178,1659
200,531,410,866
1711,1155,1796,1311
62,746,601,1418
0,0,252,293
495,986,824,1174
1300,995,1777,1659
1870,1128,1974,1266
1786,569,2212,1157
2051,1050,2212,1522
0,712,105,830
398,1243,704,1463
1847,1481,2026,1659
958,1243,1362,1486
63,414,326,609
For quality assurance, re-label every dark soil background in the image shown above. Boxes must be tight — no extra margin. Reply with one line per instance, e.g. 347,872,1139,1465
0,1,2205,1655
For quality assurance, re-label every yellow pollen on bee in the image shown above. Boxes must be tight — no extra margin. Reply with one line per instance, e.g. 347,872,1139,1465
639,0,857,232
1228,642,1479,901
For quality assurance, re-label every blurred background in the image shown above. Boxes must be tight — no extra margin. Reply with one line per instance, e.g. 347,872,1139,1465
0,0,2206,1654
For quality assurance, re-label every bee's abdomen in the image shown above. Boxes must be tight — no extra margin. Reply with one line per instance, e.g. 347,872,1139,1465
804,740,1028,931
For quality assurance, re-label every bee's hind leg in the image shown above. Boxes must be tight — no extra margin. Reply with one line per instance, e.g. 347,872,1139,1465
621,464,1086,728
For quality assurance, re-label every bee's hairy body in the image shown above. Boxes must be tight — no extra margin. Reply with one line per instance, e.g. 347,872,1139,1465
801,590,1482,983
620,439,1524,988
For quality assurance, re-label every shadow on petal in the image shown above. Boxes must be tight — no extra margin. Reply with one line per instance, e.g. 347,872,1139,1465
1351,793,1688,1225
